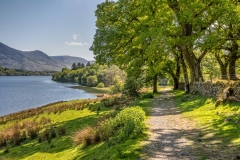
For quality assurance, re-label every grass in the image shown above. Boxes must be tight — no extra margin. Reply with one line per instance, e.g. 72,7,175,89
173,89,240,151
70,86,111,94
0,93,153,160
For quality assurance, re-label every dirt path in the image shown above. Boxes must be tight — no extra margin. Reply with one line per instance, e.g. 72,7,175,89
141,89,236,160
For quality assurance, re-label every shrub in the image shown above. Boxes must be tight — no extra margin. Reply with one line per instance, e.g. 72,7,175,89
50,128,57,139
72,126,96,147
24,121,40,139
96,82,105,88
5,126,22,146
86,75,98,87
40,117,51,125
110,81,124,94
140,92,154,99
57,126,66,136
122,77,143,97
0,132,6,147
114,107,145,140
39,127,56,143
98,106,145,143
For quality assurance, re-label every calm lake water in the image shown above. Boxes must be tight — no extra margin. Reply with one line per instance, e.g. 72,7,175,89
0,76,96,116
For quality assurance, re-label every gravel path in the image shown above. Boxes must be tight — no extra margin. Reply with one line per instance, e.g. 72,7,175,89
141,89,237,160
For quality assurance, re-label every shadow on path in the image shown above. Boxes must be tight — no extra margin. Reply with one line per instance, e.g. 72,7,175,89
141,89,238,160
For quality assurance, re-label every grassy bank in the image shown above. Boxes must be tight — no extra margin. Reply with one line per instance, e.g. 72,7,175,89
70,86,111,94
0,93,153,160
173,90,240,155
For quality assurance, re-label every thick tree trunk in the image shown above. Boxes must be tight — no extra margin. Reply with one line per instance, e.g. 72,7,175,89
180,51,190,93
221,66,228,80
229,56,238,80
153,74,158,93
228,26,239,80
173,76,179,90
215,53,228,80
180,46,205,82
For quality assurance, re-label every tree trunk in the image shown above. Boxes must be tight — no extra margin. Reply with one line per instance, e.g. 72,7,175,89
170,53,181,90
180,45,205,82
229,56,238,80
153,74,158,93
215,52,228,80
180,51,190,93
228,25,239,80
173,76,179,90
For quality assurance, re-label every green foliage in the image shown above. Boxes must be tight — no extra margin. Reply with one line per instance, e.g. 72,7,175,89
140,92,154,99
86,75,98,87
110,81,124,94
123,77,143,97
96,82,105,88
99,106,145,143
52,64,126,88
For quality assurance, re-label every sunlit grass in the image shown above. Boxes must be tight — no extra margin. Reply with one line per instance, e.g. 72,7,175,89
173,89,240,147
0,93,153,160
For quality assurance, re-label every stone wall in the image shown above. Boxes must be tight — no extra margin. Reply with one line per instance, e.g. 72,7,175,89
191,80,240,99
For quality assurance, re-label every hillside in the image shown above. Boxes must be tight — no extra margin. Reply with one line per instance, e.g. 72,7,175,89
0,42,90,71
50,56,89,68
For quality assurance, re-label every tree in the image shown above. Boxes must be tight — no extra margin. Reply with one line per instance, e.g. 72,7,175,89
86,75,98,87
91,0,164,93
86,62,91,67
102,65,126,86
81,63,85,68
77,63,82,69
71,63,77,70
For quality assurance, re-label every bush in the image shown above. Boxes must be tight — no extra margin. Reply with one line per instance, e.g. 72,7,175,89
140,92,154,99
123,77,143,97
96,82,105,88
86,75,98,87
0,132,6,147
98,106,145,143
40,117,51,125
57,126,66,136
72,126,96,147
24,121,40,139
110,81,124,94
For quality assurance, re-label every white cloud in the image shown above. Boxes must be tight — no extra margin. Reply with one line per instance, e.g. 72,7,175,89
65,42,90,46
73,34,78,40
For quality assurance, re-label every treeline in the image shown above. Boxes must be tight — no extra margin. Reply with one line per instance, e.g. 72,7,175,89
52,63,126,88
90,0,240,94
0,66,57,76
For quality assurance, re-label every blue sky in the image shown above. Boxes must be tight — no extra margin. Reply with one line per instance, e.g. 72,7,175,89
0,0,106,60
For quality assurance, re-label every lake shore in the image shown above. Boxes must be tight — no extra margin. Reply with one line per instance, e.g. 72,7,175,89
70,86,111,94
0,86,111,122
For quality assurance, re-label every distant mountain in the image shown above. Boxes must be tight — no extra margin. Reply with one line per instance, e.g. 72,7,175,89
0,42,91,71
50,56,89,68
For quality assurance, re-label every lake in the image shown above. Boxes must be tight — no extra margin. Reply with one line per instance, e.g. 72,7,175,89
0,76,96,116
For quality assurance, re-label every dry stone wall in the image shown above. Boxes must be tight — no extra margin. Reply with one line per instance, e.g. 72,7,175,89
191,80,240,99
